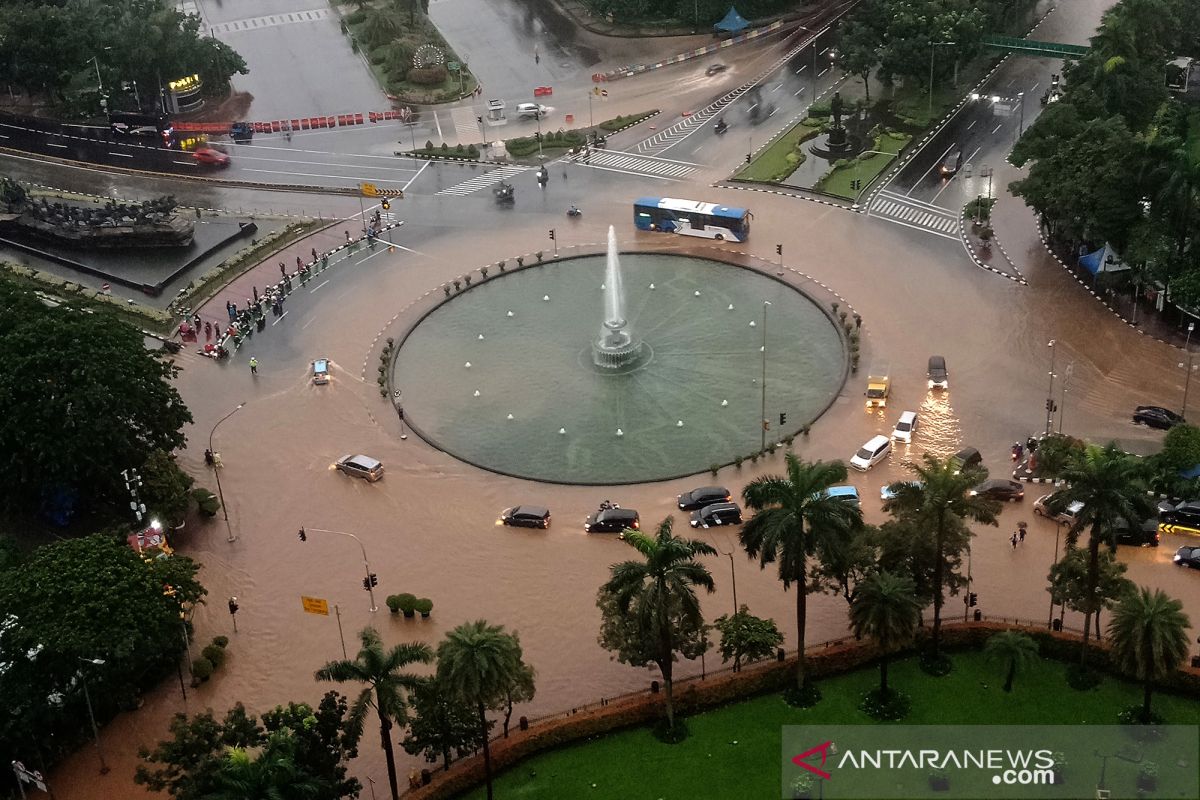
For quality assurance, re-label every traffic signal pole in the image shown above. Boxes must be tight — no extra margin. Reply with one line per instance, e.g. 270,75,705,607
298,527,379,612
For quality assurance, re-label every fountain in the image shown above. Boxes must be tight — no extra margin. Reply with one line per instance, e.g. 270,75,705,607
592,227,645,369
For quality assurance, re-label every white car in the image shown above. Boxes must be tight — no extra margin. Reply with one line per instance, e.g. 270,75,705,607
891,410,918,443
516,102,548,119
850,435,891,472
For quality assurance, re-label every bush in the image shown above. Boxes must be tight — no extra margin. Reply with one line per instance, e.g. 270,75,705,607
202,643,226,668
191,488,220,517
191,657,214,683
386,594,403,613
808,100,832,118
407,65,448,85
467,144,479,158
345,8,366,25
414,597,433,616
397,593,418,616
212,635,229,648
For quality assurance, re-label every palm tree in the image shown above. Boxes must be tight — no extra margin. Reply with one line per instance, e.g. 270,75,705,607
202,733,321,800
848,571,921,697
315,628,433,800
1055,443,1154,666
601,517,715,734
741,455,863,694
1107,587,1191,723
883,454,998,658
984,630,1040,692
437,620,529,800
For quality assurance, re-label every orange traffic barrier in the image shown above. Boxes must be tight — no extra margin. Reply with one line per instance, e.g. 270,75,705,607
354,113,364,124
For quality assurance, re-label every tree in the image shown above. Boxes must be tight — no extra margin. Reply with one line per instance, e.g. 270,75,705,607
200,734,322,800
315,628,433,800
837,9,882,103
713,606,784,672
437,620,531,800
1158,424,1200,471
983,631,1040,692
401,676,482,772
874,514,971,618
597,517,715,735
813,522,878,608
500,659,535,737
1053,443,1154,667
883,454,998,660
1047,546,1132,635
848,571,921,698
0,277,193,517
1107,587,1191,723
741,455,862,696
141,449,195,526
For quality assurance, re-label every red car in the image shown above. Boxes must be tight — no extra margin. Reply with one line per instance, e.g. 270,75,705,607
192,147,230,167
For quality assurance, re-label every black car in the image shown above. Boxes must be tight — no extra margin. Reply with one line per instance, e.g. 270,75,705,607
927,355,948,390
705,63,728,76
1173,545,1200,569
939,148,963,177
690,502,743,529
1160,500,1200,527
970,479,1024,502
950,447,982,474
500,506,551,529
678,485,731,511
1133,405,1185,430
1112,517,1161,547
584,507,640,534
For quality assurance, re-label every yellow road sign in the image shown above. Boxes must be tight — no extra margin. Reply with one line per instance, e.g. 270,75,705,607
359,182,379,197
301,595,330,616
1159,523,1200,537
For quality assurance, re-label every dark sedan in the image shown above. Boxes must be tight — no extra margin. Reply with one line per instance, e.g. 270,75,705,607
1160,501,1200,528
969,479,1025,501
1133,405,1185,430
678,486,731,511
499,506,551,529
1174,545,1200,569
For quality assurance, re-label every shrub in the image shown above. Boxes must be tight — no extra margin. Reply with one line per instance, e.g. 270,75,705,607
191,657,214,683
735,456,743,468
212,635,229,648
808,100,831,118
710,463,719,476
191,488,220,517
407,65,448,85
386,594,402,613
202,643,226,668
397,593,418,616
455,143,464,154
345,8,366,25
425,139,434,150
414,597,433,616
467,144,479,158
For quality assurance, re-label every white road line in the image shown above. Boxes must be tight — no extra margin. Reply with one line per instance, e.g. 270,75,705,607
243,168,407,183
434,112,443,141
796,65,807,73
794,87,805,97
46,143,68,148
991,123,1003,134
818,68,830,77
748,103,758,112
772,83,783,92
905,144,955,197
966,120,976,130
310,279,330,293
173,160,194,166
108,152,134,158
870,213,960,241
1030,82,1040,92
1007,78,1016,87
768,107,778,117
272,311,289,325
966,145,982,164
0,134,8,139
819,46,830,55
402,160,429,191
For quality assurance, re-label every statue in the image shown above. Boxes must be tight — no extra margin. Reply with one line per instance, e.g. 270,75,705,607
827,91,848,148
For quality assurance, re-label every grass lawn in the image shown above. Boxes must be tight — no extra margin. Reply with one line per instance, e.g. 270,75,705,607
734,122,821,183
816,133,910,201
462,651,1200,799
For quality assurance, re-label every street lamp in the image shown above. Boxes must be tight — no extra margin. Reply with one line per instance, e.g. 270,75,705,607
299,527,379,612
208,402,245,543
1044,340,1056,435
1182,323,1196,420
760,300,771,452
1048,520,1064,628
77,657,109,774
1015,91,1026,142
1058,362,1073,434
794,24,821,99
928,41,956,118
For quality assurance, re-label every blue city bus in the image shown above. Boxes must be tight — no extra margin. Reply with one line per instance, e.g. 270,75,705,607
633,196,751,242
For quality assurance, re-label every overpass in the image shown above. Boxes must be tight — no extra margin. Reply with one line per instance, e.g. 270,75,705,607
982,35,1089,58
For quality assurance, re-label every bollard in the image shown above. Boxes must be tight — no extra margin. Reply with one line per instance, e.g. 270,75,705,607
650,680,659,693
519,715,529,731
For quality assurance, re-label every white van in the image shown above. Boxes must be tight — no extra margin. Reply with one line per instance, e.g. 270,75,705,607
516,103,548,120
892,411,918,443
850,435,892,471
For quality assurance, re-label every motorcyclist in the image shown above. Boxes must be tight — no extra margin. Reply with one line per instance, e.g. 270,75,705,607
714,117,727,133
568,205,581,217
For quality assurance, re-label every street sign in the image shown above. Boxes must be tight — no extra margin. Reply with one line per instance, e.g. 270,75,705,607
301,596,330,616
359,182,379,197
1159,523,1200,537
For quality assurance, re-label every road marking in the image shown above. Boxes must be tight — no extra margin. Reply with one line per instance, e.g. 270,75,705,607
991,123,1003,134
796,65,807,73
905,144,955,197
748,102,758,112
46,143,68,148
966,120,976,130
172,160,194,166
818,67,830,77
243,167,407,183
1030,82,1040,92
310,279,330,293
434,111,443,141
794,87,805,96
402,160,429,191
1007,78,1016,87
108,152,134,158
768,107,778,117
436,164,531,196
966,145,982,164
0,134,8,139
772,83,783,92
272,311,289,325
819,46,830,55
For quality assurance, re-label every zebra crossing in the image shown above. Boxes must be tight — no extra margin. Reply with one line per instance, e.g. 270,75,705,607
450,107,481,144
211,7,331,35
574,149,697,180
436,165,531,196
868,190,960,240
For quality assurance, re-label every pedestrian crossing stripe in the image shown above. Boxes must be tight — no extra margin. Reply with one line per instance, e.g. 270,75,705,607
870,200,957,233
437,165,531,196
1159,523,1200,536
576,149,697,179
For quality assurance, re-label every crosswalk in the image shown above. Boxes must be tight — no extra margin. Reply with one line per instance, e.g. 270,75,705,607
436,165,531,196
573,149,696,180
868,190,960,240
450,107,481,144
211,8,331,35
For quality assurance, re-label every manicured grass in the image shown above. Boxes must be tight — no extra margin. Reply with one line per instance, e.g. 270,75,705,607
815,132,910,201
734,122,821,183
462,651,1200,799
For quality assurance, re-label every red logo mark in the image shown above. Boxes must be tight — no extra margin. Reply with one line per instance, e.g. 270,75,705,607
792,741,834,780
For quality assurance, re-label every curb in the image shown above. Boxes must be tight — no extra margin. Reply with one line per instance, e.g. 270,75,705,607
958,207,1025,284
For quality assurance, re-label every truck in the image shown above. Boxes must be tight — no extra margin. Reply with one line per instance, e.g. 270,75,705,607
865,367,890,409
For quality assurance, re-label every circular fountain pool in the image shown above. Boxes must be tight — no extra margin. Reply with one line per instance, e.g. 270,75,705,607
392,248,846,484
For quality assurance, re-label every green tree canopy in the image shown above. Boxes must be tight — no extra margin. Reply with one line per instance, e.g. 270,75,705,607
848,570,922,697
713,605,784,672
1106,586,1191,722
983,630,1040,692
401,675,484,772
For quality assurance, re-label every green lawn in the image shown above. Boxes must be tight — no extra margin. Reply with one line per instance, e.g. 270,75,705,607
816,132,910,201
462,652,1200,799
734,122,821,183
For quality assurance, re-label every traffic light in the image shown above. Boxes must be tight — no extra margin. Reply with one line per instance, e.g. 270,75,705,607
775,244,782,256
548,229,555,241
535,131,542,142
297,527,307,542
397,406,404,420
779,412,787,426
969,592,978,607
1045,399,1058,413
477,115,483,125
746,153,752,163
362,576,370,591
381,198,390,210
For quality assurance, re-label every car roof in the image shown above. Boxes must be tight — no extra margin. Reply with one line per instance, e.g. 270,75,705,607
347,455,380,468
953,446,980,460
862,434,890,448
977,479,1013,489
897,410,917,421
826,485,860,498
928,355,946,368
599,508,638,520
514,505,549,516
690,485,728,496
699,501,739,511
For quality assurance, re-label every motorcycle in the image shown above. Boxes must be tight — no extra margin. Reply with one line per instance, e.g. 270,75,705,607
567,206,582,218
714,120,728,135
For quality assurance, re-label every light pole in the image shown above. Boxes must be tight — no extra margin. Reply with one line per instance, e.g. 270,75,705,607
534,100,544,160
928,42,956,118
208,402,245,543
1048,520,1064,628
1183,322,1196,419
88,56,105,96
793,24,820,99
760,300,771,452
723,551,739,618
301,527,379,612
1015,91,1026,142
77,657,109,774
1058,362,1073,434
1044,340,1056,435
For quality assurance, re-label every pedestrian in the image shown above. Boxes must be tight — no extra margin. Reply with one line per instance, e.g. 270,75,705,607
249,356,258,375
1011,442,1020,462
311,247,318,263
1026,436,1037,453
204,320,212,340
230,301,238,316
1018,524,1026,543
296,255,303,271
1010,532,1018,549
226,301,235,322
252,285,259,302
345,230,351,243
204,448,214,466
1015,442,1024,462
212,452,223,469
192,313,201,330
279,261,287,278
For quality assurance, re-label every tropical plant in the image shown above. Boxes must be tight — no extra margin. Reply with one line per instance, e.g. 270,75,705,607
883,454,999,660
437,620,532,800
848,571,922,698
401,675,482,772
1053,443,1155,667
1107,586,1191,722
202,733,322,800
713,606,784,672
983,630,1040,692
315,628,433,800
740,455,863,697
597,517,715,735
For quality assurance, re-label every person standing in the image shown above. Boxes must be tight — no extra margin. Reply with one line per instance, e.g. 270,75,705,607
311,247,318,263
249,357,259,375
204,320,212,340
1010,532,1018,549
279,261,287,278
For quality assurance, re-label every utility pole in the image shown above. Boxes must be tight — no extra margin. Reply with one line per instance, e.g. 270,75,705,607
1043,340,1056,435
1058,362,1073,434
209,402,246,543
300,527,379,612
760,300,771,452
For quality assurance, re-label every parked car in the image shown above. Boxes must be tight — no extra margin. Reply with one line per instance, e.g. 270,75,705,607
192,146,230,166
584,507,640,534
850,435,892,471
1160,500,1200,527
892,410,918,443
950,447,982,474
690,502,743,529
939,148,963,176
678,485,731,511
881,480,922,503
825,485,861,507
1132,405,1185,430
970,479,1024,502
499,506,551,529
705,63,728,76
335,454,384,482
312,358,330,385
1174,545,1200,569
1033,492,1080,525
927,356,949,390
1111,517,1160,547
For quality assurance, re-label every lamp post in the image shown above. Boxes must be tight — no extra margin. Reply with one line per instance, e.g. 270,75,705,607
1044,340,1056,435
209,402,245,543
77,657,109,774
794,24,820,99
722,551,739,618
301,527,379,612
1058,362,1073,434
88,56,105,96
928,42,956,118
1183,322,1196,420
760,300,771,453
1048,520,1064,628
1015,91,1026,143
